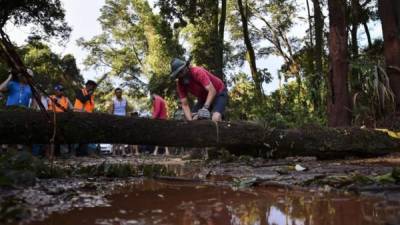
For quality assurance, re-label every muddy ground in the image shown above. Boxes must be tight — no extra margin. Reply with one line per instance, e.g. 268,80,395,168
2,152,400,224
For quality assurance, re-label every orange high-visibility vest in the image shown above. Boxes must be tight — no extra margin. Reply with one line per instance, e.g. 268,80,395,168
74,88,95,112
48,95,69,112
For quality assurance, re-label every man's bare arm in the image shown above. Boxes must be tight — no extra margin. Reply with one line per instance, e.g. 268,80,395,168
181,98,192,121
0,75,12,93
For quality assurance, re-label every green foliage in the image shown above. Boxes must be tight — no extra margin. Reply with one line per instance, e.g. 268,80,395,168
180,15,220,75
93,78,115,113
227,73,257,120
79,0,377,125
79,0,183,103
265,81,326,127
158,0,225,78
0,39,83,110
228,73,325,127
21,39,83,98
0,0,71,40
229,0,328,124
351,53,395,126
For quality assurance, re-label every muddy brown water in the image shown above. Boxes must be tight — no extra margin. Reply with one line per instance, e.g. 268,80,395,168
28,179,400,225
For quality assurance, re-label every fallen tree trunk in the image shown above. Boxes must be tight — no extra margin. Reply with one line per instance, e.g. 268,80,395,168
0,110,399,158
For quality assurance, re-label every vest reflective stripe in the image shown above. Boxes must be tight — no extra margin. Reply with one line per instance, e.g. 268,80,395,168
48,95,68,112
74,88,95,112
113,98,127,116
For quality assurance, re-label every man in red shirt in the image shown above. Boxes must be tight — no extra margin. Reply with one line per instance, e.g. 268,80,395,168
151,94,169,155
170,58,228,122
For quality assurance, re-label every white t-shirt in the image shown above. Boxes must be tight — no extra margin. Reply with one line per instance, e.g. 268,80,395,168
113,97,127,116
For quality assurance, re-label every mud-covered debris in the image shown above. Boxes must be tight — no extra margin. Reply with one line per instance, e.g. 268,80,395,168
303,167,400,189
232,177,258,189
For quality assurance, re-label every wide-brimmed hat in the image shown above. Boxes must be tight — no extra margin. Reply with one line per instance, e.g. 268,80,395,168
170,58,187,79
85,80,97,87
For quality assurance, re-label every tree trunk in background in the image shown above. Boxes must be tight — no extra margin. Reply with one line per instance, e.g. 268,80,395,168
350,0,359,59
327,0,351,126
350,0,361,93
237,0,264,100
306,0,314,46
363,22,372,49
217,0,227,81
211,1,221,78
306,0,318,110
379,0,400,112
1,111,400,158
189,1,222,80
312,0,324,110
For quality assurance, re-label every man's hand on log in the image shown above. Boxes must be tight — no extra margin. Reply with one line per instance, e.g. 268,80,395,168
198,108,210,120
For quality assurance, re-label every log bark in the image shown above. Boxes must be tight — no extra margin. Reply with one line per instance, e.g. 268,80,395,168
0,110,400,158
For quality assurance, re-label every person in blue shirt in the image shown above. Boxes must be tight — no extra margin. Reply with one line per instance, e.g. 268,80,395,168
0,69,33,107
0,69,34,152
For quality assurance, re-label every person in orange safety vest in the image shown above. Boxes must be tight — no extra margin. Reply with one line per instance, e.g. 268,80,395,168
74,80,97,112
48,84,73,112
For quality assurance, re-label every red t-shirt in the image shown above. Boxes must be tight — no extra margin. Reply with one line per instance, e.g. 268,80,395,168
152,95,168,119
177,67,225,102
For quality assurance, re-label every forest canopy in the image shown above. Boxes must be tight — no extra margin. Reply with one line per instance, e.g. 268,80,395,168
0,0,399,128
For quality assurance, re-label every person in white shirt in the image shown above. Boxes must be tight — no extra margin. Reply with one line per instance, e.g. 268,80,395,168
110,88,129,116
109,88,139,155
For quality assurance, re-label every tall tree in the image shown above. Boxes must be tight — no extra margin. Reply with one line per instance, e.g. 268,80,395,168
237,0,263,100
305,0,315,107
350,0,360,60
250,0,301,105
312,0,324,109
327,0,351,126
217,0,227,79
349,0,361,94
378,0,400,111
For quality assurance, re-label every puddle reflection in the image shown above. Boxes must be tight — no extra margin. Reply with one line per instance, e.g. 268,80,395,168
30,180,400,225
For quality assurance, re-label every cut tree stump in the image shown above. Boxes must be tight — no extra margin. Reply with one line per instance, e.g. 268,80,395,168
0,110,399,158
